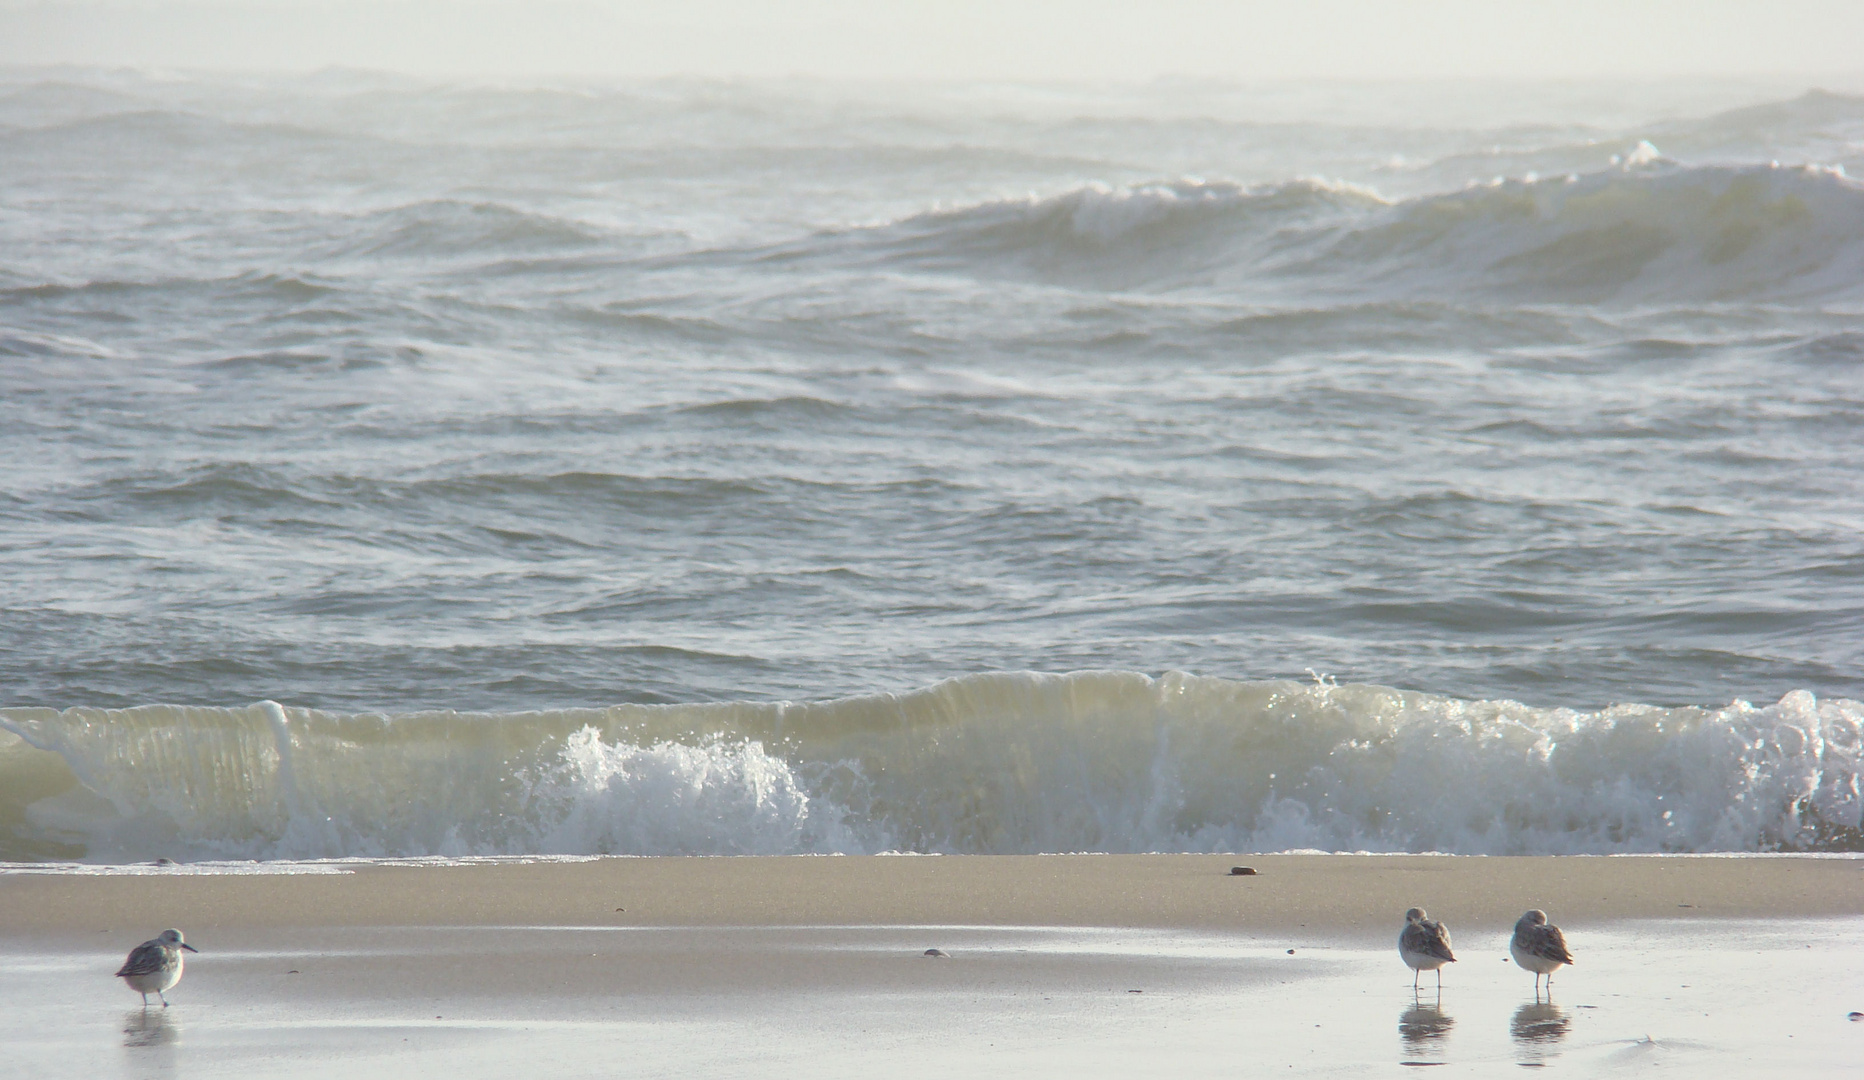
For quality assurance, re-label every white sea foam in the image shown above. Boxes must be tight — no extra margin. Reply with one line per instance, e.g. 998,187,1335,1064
521,728,867,856
3,674,1859,863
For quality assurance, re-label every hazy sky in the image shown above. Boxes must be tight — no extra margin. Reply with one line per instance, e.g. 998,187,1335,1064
4,0,1864,82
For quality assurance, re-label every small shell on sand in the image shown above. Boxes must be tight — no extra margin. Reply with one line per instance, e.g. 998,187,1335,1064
924,948,948,958
1230,866,1257,876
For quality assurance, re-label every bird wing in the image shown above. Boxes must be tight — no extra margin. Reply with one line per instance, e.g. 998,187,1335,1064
1537,924,1574,964
1413,919,1456,962
115,942,169,978
1427,920,1456,961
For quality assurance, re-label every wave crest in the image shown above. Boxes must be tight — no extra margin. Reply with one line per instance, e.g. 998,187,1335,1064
823,163,1864,302
847,178,1379,289
327,199,606,261
1320,161,1864,302
524,728,863,855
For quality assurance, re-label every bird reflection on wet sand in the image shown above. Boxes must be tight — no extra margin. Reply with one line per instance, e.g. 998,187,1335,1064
1511,999,1571,1063
1399,1000,1455,1063
123,1007,179,1049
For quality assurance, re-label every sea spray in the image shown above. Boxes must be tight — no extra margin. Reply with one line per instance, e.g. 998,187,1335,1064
521,729,867,856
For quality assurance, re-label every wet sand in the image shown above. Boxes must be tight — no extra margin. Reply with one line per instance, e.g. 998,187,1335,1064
5,852,1860,932
4,854,1862,1077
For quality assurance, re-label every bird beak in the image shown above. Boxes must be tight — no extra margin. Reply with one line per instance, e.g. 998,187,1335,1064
181,943,199,953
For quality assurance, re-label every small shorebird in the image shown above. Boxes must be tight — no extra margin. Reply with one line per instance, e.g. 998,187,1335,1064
115,929,198,1007
1510,909,1574,992
1399,907,1456,991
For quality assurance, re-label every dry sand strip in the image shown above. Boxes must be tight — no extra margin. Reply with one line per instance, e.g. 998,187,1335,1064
2,854,1859,937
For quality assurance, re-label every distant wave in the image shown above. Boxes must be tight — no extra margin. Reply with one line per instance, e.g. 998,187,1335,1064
325,199,610,260
0,271,343,309
10,89,1862,303
0,107,349,152
804,161,1864,303
3,672,1858,862
1650,88,1864,157
815,177,1379,291
1319,160,1864,303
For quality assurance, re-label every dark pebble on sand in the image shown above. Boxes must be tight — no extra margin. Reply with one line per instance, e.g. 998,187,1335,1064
1229,866,1257,876
924,948,948,958
1849,1011,1863,1021
1287,949,1295,955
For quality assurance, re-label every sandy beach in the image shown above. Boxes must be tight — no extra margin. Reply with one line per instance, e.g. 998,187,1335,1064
5,854,1861,1077
4,852,1863,932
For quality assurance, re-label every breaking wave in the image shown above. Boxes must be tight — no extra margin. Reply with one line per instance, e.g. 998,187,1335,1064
3,672,1859,863
827,160,1864,302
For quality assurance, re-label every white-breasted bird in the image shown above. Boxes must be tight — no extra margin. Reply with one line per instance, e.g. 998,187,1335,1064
1398,907,1456,991
1510,909,1574,992
115,928,198,1007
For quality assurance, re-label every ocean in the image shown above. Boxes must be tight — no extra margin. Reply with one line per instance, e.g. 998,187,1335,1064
1,70,1860,862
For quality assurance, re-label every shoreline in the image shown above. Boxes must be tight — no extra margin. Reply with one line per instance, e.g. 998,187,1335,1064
8,853,1861,1078
4,853,1859,936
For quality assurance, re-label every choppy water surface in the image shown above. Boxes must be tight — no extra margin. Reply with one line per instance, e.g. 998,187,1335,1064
2,71,1861,858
